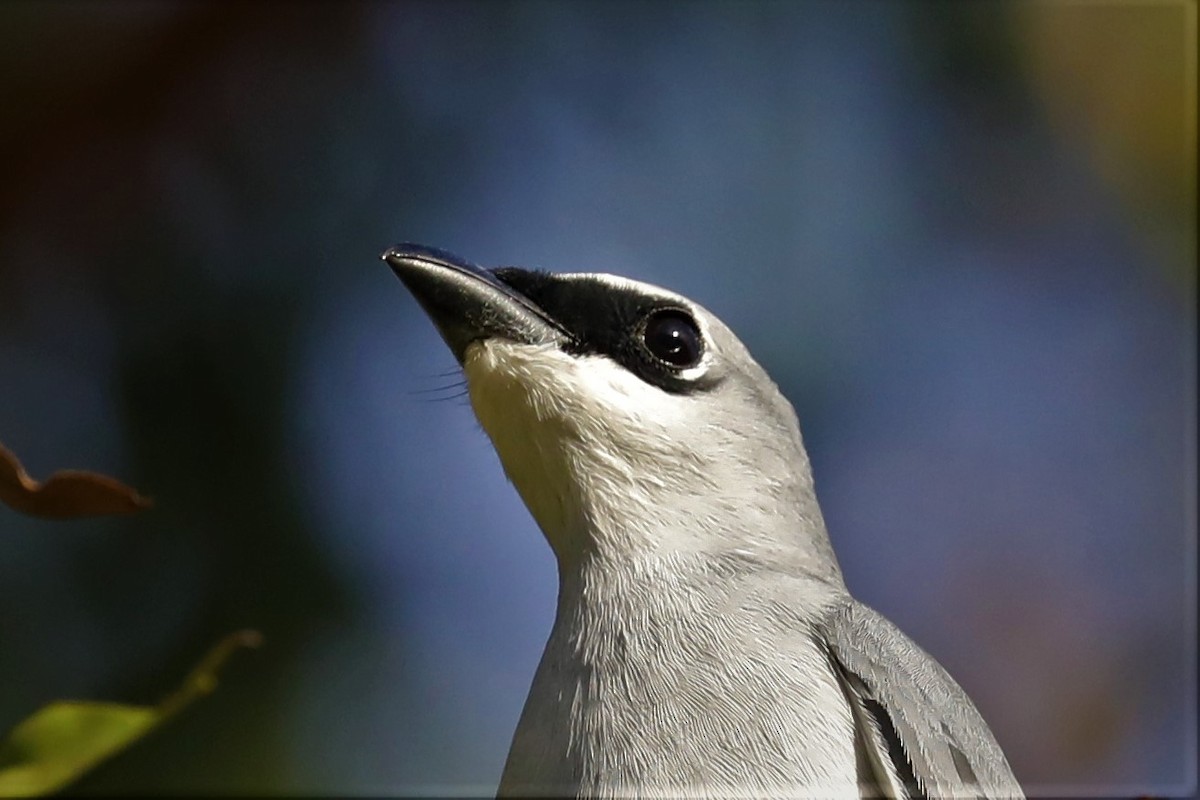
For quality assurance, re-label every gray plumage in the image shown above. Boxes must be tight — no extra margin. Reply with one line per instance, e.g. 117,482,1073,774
384,244,1023,799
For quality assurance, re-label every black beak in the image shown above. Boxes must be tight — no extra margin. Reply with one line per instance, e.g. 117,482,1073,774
382,243,566,363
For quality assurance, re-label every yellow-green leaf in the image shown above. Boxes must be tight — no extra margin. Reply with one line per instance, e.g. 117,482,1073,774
0,630,261,796
0,703,157,796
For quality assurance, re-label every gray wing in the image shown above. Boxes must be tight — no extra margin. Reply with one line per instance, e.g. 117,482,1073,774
817,599,1024,800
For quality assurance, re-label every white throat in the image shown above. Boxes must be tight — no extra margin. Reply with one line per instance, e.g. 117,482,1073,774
464,339,710,567
462,338,840,586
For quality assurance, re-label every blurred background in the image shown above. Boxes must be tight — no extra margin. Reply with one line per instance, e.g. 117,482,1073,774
0,0,1195,795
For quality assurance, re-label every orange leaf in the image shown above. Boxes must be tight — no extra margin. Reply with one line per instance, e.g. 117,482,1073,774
0,442,152,519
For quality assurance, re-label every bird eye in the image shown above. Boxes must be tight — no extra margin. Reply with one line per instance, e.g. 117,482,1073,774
642,309,703,368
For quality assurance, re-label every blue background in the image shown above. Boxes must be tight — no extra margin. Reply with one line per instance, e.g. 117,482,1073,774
0,2,1195,795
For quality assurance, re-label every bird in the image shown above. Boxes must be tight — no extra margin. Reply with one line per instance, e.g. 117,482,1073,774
383,243,1024,800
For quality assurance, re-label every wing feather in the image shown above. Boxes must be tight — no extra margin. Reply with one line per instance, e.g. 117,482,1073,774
819,600,1024,800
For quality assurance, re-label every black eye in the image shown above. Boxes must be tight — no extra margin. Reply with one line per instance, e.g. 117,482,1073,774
642,309,703,368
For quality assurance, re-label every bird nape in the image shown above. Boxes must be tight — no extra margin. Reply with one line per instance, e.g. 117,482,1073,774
383,243,1024,800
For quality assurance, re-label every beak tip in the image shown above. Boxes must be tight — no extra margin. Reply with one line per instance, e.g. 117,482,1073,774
381,242,563,361
381,242,480,272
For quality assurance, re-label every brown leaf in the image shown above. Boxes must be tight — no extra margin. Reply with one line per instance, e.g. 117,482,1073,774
0,442,152,519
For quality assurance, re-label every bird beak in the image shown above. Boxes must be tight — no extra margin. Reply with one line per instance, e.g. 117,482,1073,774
383,243,567,364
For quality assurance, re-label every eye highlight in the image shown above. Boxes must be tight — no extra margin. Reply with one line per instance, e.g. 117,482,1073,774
641,309,704,368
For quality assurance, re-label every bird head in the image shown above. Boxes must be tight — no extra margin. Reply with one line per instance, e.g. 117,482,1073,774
385,244,838,581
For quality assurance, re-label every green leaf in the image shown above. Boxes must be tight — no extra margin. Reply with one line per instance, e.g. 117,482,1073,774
0,630,261,796
0,703,157,796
